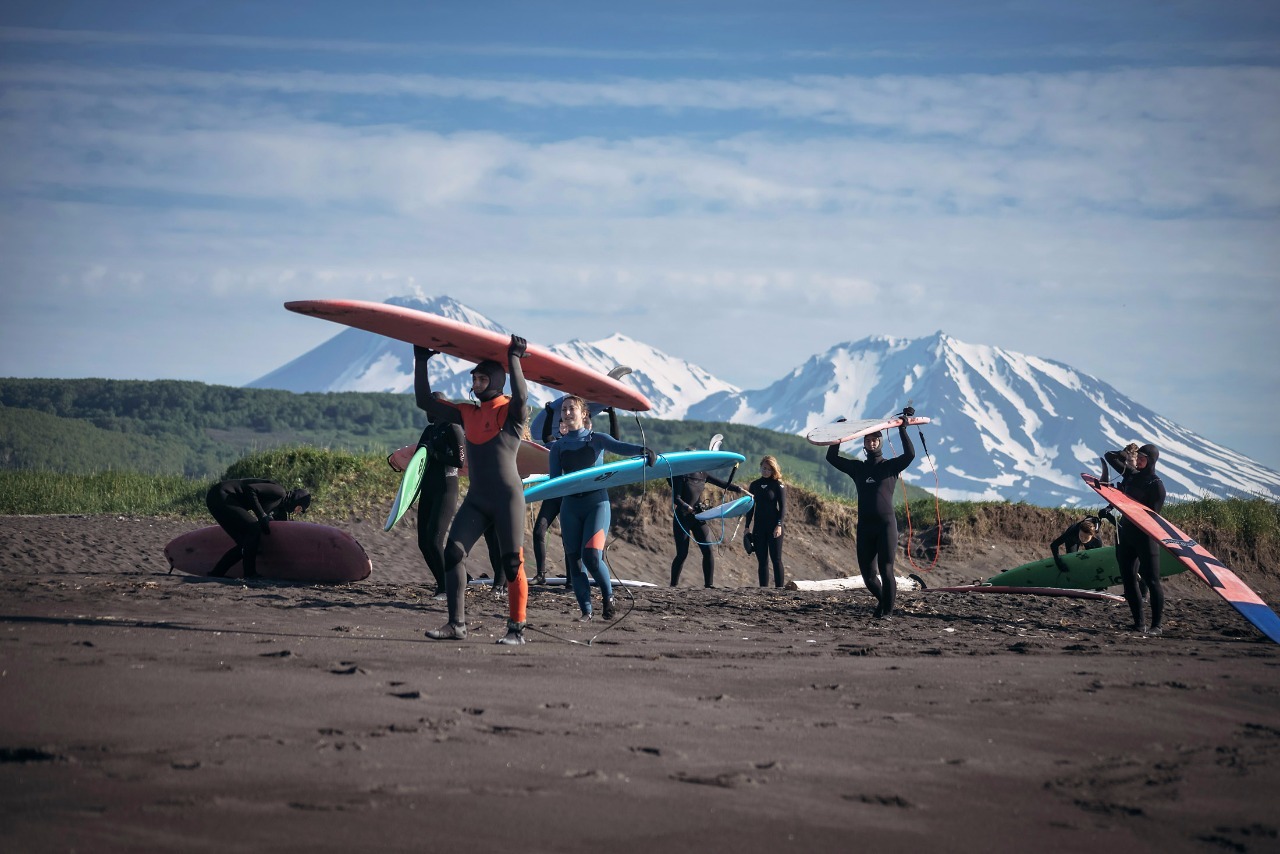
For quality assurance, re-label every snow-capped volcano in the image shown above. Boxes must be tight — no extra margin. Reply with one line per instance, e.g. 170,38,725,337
253,296,1280,506
689,332,1280,506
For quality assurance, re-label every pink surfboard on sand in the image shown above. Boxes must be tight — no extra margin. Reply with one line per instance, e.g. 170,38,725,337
285,299,651,412
164,521,372,583
388,439,550,478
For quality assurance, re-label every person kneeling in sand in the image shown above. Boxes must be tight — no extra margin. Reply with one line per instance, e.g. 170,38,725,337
206,479,311,579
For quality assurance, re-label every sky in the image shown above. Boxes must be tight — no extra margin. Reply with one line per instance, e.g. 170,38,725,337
2,0,1278,469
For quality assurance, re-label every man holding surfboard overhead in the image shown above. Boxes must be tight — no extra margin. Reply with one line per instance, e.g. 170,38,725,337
205,479,311,579
1103,442,1168,635
547,395,656,621
825,406,916,619
414,337,532,645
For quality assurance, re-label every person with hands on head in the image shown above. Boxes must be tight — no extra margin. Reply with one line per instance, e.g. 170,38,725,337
1103,441,1167,635
825,405,917,620
206,478,311,579
546,395,656,621
415,335,533,645
669,452,745,588
745,455,788,588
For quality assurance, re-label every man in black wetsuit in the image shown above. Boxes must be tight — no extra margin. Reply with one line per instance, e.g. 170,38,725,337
825,407,916,619
415,337,532,645
391,392,467,599
669,452,745,588
1103,442,1167,635
1050,515,1105,573
205,479,311,578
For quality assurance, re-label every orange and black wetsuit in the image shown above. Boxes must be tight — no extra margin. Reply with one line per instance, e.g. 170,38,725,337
416,343,529,641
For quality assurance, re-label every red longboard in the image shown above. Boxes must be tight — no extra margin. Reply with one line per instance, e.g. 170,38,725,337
164,521,372,583
1083,472,1280,644
389,439,550,478
285,299,651,412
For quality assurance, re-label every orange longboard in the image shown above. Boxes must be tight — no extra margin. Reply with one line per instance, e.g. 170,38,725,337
285,299,651,411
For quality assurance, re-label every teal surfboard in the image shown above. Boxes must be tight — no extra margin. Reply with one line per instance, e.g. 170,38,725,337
988,545,1186,591
695,495,754,521
385,446,428,531
524,451,745,503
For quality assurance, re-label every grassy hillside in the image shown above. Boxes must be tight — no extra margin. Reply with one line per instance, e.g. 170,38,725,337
2,378,938,502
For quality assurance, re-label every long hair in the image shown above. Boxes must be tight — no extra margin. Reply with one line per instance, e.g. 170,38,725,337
560,395,590,428
760,455,782,480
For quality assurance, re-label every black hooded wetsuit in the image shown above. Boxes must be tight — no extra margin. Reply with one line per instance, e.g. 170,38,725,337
205,479,304,578
826,423,915,616
412,417,467,592
416,350,529,631
1105,444,1167,631
745,476,787,588
670,468,741,588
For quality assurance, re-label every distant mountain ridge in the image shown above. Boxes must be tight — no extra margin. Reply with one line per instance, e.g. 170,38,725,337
251,295,1280,507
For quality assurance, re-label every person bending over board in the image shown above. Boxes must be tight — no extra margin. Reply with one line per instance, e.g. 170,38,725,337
744,456,788,588
670,451,745,588
1103,442,1167,636
206,479,311,578
415,338,531,645
825,406,916,619
532,397,622,587
390,391,467,600
1049,515,1105,573
548,395,656,621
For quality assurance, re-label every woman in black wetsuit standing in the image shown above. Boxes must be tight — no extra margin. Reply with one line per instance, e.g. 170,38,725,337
825,407,916,619
1104,442,1167,635
744,455,787,588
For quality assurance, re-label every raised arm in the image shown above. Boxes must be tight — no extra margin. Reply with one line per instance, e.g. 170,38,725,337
506,336,528,430
413,346,461,425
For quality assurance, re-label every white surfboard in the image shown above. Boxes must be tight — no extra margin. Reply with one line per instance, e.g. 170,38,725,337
805,415,931,446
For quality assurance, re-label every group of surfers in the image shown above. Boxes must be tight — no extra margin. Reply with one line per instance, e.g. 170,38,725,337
204,335,1170,644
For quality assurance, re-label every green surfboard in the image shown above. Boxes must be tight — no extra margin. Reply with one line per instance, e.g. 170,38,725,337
988,545,1186,591
385,446,428,532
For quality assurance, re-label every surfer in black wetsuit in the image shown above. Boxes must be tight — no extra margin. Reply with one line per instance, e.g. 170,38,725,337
206,479,311,578
531,398,621,587
1050,515,1104,573
669,452,745,588
825,407,916,619
415,338,532,645
1103,442,1167,635
744,456,787,588
390,392,466,599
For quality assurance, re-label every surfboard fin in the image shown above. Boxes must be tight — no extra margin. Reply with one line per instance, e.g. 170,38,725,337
709,433,724,451
1098,455,1111,485
607,365,633,380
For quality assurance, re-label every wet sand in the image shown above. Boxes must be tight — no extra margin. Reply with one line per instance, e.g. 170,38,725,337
2,514,1278,853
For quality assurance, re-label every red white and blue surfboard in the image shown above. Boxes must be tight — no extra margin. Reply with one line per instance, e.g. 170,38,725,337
1082,472,1280,644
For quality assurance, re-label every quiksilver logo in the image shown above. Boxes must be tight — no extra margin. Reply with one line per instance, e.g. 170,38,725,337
593,472,617,483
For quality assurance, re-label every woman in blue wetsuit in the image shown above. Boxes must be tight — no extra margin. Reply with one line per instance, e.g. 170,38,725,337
415,338,532,646
547,395,656,621
1104,442,1167,635
825,407,916,619
531,397,620,586
744,456,787,588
